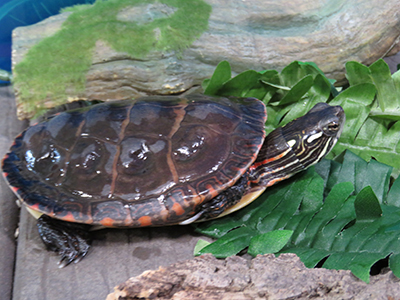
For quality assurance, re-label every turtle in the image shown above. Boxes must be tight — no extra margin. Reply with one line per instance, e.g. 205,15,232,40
2,94,345,267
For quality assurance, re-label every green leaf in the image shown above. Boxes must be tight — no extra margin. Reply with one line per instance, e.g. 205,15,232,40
280,61,309,87
392,68,400,82
218,70,264,98
326,150,392,204
290,182,354,248
345,59,400,121
259,70,281,103
336,59,400,176
277,75,331,127
253,169,325,234
323,252,388,283
354,186,382,221
279,75,314,105
328,83,375,142
203,61,231,95
196,226,257,258
387,175,400,206
248,230,293,256
196,58,400,282
193,239,211,255
369,59,400,113
345,61,372,86
298,61,338,96
389,253,400,279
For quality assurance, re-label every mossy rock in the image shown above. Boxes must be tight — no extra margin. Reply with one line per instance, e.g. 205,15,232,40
12,0,400,119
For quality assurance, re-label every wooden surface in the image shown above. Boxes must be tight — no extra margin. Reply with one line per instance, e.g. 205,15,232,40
0,85,26,300
13,209,206,300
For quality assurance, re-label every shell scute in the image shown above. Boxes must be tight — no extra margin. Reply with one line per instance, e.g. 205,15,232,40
125,98,180,138
91,200,131,226
45,110,84,149
115,136,173,199
63,137,115,196
83,101,129,143
53,194,92,223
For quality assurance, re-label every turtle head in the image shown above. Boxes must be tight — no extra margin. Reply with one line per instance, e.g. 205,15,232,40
280,102,345,168
249,102,345,187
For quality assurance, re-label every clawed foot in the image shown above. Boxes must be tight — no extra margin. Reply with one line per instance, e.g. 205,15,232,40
37,215,92,268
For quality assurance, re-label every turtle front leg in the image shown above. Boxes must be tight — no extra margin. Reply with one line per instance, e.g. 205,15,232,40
180,172,250,224
37,215,92,267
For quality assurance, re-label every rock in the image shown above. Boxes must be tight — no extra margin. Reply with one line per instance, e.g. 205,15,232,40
12,0,400,119
106,253,400,300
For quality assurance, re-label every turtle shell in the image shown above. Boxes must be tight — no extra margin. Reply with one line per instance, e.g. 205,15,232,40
2,94,266,227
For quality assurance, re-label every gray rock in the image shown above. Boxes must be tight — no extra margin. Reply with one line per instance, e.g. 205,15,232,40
106,253,400,300
12,0,400,119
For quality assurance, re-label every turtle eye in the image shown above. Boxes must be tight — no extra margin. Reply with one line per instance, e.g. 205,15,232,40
329,122,339,130
323,121,340,134
328,122,339,131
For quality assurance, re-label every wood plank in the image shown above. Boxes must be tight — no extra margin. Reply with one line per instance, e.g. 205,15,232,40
0,85,27,300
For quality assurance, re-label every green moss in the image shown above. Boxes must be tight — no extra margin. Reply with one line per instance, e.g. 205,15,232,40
14,0,211,117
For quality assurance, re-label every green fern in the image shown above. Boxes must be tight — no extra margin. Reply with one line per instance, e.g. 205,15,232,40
203,59,400,177
198,60,400,282
194,151,400,283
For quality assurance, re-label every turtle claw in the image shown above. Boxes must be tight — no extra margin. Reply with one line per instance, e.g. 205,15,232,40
37,215,92,267
57,241,90,268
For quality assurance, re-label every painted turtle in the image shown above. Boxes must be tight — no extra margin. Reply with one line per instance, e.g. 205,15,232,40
2,94,345,266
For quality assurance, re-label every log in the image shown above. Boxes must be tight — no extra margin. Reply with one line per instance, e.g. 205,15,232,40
12,0,400,118
107,253,400,300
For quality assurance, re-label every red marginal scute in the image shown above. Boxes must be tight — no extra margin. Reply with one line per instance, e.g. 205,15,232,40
100,217,115,227
61,212,78,223
28,203,40,211
138,216,152,227
172,202,185,216
11,132,24,146
205,184,219,199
